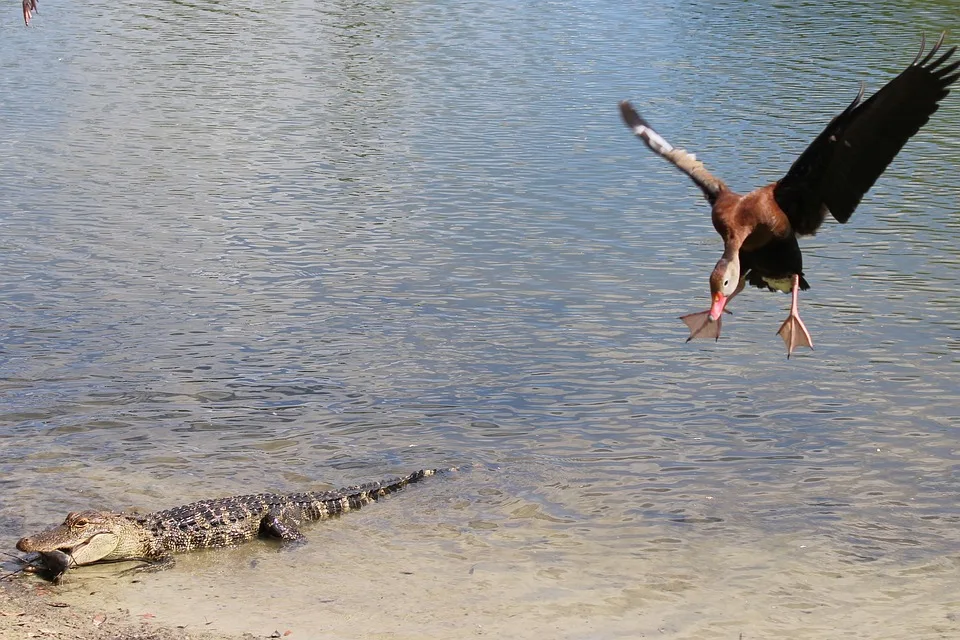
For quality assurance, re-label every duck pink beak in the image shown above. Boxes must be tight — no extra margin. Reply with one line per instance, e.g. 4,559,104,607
708,292,728,321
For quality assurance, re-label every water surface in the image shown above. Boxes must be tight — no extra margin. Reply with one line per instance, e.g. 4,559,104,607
2,1,959,638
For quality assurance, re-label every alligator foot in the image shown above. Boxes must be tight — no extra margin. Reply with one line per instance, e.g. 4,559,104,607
261,512,306,541
119,556,176,577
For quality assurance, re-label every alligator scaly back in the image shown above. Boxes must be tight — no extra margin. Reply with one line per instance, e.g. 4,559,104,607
17,468,451,583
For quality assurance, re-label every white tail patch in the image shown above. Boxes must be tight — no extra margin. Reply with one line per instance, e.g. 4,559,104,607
634,125,675,155
763,276,794,293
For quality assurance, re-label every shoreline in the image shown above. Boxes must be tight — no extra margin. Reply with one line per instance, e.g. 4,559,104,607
0,577,257,640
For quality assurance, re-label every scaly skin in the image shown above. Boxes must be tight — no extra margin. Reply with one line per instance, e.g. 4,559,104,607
17,469,447,582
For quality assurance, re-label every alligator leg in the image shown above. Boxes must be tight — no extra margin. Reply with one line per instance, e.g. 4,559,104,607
260,512,306,541
119,555,176,576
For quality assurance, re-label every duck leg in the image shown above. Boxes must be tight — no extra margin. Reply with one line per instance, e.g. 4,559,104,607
680,277,745,342
776,274,813,358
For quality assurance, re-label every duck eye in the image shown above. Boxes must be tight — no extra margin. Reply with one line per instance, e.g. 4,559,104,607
723,279,729,287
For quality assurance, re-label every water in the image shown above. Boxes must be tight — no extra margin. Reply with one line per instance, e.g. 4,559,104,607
2,1,959,638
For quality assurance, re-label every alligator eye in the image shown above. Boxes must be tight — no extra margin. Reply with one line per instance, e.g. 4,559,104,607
73,519,89,527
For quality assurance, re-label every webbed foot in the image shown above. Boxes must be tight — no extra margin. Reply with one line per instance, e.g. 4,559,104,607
777,274,814,358
680,302,735,341
680,310,721,341
776,311,813,358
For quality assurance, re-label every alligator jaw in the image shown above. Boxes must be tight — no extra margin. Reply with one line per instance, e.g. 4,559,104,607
16,510,127,581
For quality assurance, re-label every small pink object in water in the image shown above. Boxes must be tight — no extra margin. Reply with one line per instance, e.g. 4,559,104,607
23,0,38,26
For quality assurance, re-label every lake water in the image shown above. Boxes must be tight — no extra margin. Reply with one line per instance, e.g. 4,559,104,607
2,1,959,638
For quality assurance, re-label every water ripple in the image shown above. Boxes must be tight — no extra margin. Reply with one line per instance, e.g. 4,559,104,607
1,0,959,638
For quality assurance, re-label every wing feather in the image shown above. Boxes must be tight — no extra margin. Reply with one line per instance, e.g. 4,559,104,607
773,34,958,235
619,101,727,205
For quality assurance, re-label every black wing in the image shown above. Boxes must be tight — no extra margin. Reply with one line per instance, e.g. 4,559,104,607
774,33,959,236
619,101,727,205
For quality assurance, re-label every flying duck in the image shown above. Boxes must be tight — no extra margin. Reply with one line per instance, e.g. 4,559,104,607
620,34,958,357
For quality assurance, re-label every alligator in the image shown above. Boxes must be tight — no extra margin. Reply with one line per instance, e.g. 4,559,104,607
16,468,448,583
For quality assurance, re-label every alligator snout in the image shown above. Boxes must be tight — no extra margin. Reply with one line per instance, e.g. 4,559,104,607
16,537,36,552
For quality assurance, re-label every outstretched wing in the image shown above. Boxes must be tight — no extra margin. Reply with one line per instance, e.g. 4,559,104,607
619,101,727,205
774,33,959,236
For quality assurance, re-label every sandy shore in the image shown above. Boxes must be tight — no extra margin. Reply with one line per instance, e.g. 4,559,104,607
0,577,260,640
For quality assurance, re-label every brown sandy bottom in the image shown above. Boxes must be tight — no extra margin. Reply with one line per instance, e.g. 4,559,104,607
7,539,960,640
0,578,255,640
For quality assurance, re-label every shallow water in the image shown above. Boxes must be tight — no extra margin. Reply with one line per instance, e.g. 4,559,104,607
2,1,960,638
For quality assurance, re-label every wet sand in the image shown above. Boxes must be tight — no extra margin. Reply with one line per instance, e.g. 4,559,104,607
0,578,251,640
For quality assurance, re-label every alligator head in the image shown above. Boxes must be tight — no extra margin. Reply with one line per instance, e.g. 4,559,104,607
17,510,153,581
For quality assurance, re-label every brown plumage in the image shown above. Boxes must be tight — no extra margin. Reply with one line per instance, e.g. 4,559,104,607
621,34,959,357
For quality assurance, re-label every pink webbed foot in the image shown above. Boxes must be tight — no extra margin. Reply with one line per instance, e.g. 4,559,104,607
680,276,742,343
777,274,814,358
776,312,813,358
680,309,730,342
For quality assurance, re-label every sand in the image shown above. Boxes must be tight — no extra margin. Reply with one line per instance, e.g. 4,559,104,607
0,577,259,640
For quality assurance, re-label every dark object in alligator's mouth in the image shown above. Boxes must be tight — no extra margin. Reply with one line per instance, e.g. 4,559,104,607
37,550,73,583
